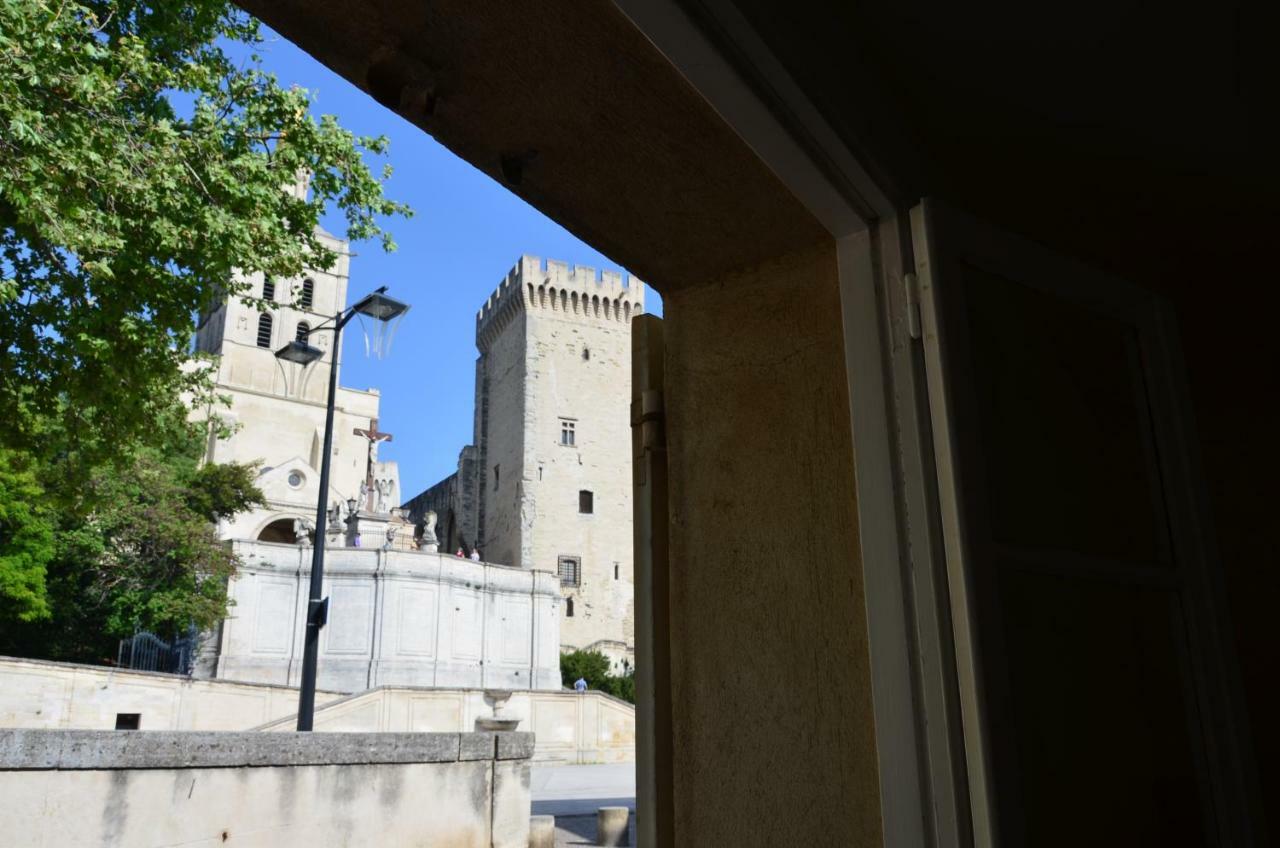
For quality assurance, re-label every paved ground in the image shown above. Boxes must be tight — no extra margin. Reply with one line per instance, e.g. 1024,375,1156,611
531,763,636,846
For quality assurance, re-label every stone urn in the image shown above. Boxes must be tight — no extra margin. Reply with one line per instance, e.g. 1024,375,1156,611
474,689,521,732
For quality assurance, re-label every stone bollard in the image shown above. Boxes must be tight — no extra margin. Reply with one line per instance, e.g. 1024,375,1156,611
528,815,556,848
596,806,630,847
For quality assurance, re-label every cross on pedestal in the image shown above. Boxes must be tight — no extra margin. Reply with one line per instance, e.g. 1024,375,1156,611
353,418,393,511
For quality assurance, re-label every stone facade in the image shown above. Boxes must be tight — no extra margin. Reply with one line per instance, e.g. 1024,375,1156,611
192,223,399,545
407,256,642,670
403,444,479,554
206,541,562,692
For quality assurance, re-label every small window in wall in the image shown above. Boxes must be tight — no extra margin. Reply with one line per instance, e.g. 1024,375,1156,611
256,312,273,348
558,556,581,587
579,490,594,514
614,562,620,580
262,278,276,301
115,713,141,730
582,347,591,361
565,597,575,617
560,419,576,446
295,321,310,343
494,464,500,490
300,277,315,309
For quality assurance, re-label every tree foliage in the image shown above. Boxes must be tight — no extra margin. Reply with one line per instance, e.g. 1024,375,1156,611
0,450,55,623
0,413,265,663
0,1,410,660
560,648,636,704
0,0,410,477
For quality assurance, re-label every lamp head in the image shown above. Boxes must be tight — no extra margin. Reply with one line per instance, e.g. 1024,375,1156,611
351,289,410,322
274,340,323,366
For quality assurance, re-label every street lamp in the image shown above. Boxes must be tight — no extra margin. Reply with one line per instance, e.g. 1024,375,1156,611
275,285,409,731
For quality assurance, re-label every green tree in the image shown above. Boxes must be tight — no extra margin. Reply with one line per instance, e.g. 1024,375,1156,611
0,402,265,662
560,648,636,704
0,0,410,479
0,449,55,623
561,648,613,689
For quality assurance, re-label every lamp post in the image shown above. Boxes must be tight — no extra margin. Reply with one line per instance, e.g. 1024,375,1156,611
275,286,409,731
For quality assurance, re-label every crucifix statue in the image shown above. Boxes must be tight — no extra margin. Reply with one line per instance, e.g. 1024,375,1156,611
353,417,393,512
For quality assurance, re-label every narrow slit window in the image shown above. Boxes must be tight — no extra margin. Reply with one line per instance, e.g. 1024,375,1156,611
560,419,576,446
494,464,500,490
579,490,594,514
565,597,575,617
256,313,273,348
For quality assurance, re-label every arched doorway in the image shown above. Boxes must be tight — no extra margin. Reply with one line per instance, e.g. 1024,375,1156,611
258,518,297,543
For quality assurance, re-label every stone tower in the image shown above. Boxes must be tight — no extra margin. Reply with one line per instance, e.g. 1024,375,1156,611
192,225,398,544
409,256,642,670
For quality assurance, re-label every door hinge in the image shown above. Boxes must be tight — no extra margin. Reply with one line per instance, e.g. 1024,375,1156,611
903,272,922,340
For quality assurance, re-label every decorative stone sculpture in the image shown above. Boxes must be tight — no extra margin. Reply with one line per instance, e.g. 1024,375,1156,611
384,522,398,551
419,510,439,553
293,517,314,547
374,477,392,513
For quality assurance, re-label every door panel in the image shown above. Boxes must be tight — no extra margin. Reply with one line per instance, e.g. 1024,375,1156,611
911,200,1242,846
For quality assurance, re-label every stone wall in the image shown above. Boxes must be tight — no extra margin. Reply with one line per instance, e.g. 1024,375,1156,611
0,656,345,732
402,444,479,553
210,540,562,691
256,686,636,764
0,656,635,765
0,730,532,848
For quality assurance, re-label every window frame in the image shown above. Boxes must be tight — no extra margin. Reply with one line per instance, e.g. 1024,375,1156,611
557,555,582,587
256,312,274,348
559,418,577,447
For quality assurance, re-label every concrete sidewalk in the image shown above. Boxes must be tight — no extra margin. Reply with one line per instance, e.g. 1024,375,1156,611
531,763,636,846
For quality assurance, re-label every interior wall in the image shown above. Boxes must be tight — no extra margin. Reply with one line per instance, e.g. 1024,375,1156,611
663,242,883,845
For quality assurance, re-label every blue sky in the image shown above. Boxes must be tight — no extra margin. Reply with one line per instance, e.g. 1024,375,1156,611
239,29,660,498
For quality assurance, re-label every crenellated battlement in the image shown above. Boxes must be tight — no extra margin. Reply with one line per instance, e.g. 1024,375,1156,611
475,255,644,350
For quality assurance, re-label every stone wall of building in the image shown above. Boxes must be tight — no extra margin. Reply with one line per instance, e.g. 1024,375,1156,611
191,226,396,545
209,541,562,692
408,256,642,670
403,445,479,554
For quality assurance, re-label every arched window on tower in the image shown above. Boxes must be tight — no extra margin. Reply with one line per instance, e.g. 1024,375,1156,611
256,313,273,348
296,321,310,343
262,278,275,301
300,278,315,310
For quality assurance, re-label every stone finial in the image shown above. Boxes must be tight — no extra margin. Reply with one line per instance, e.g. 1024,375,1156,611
418,510,439,553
